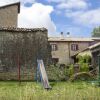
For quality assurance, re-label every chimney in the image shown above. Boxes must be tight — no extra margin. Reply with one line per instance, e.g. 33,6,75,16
60,32,64,39
66,32,70,38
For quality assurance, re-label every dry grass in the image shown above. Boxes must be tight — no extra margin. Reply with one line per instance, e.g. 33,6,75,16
0,81,100,100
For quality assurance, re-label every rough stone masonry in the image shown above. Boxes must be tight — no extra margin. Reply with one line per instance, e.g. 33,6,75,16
0,2,51,80
0,27,51,80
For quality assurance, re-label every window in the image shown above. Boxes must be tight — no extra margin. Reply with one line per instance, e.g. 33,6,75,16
71,44,78,51
51,44,58,51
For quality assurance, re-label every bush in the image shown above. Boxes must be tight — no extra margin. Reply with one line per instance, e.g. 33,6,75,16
68,64,74,76
76,55,91,64
69,72,94,82
76,55,91,72
46,65,69,81
80,63,89,72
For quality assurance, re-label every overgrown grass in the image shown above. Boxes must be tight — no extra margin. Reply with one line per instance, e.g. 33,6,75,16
0,81,100,100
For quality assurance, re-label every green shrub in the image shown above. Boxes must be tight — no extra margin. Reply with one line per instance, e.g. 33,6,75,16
77,55,91,63
68,64,74,76
76,54,91,72
46,65,69,81
80,63,89,72
69,72,94,82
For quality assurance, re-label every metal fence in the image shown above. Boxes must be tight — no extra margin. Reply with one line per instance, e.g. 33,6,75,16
0,31,42,80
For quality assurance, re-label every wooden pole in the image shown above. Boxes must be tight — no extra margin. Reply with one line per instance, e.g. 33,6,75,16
98,54,100,86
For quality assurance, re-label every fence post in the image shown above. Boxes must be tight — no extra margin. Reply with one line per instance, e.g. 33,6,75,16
18,55,20,82
98,54,100,86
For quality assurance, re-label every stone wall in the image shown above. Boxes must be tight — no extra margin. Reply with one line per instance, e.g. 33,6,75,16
50,42,70,65
0,27,51,80
50,41,90,65
0,4,18,27
70,42,90,56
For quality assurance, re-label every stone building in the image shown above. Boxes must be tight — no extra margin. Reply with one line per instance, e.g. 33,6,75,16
0,2,51,80
48,37,100,65
75,42,100,67
0,2,20,27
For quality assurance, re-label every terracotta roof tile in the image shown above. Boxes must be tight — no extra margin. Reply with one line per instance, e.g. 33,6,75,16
0,27,47,32
48,37,93,42
89,42,100,49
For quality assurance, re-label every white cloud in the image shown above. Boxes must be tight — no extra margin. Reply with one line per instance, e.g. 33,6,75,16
18,3,56,35
21,0,36,5
65,10,83,17
46,0,66,3
66,8,100,27
0,0,56,36
56,0,88,10
76,8,100,26
46,0,89,10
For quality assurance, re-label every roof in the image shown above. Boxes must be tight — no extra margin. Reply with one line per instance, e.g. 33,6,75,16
72,42,100,57
88,42,100,49
92,37,100,40
71,48,90,57
0,27,47,32
48,37,93,42
77,50,92,57
0,1,20,13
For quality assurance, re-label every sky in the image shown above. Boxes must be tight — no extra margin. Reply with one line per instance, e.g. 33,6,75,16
0,0,100,37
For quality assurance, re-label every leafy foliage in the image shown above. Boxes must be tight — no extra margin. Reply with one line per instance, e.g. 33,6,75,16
46,65,69,81
68,64,74,76
76,55,91,72
92,26,100,37
69,72,95,82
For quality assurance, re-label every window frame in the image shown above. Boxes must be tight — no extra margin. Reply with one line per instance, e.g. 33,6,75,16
71,44,79,51
51,43,58,51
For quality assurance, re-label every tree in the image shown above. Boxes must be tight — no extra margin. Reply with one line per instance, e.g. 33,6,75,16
92,26,100,37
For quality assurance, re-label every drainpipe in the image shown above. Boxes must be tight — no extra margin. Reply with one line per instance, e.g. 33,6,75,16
68,42,71,64
67,32,71,64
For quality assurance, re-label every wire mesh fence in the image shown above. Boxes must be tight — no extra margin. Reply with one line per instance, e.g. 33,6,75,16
0,29,49,81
